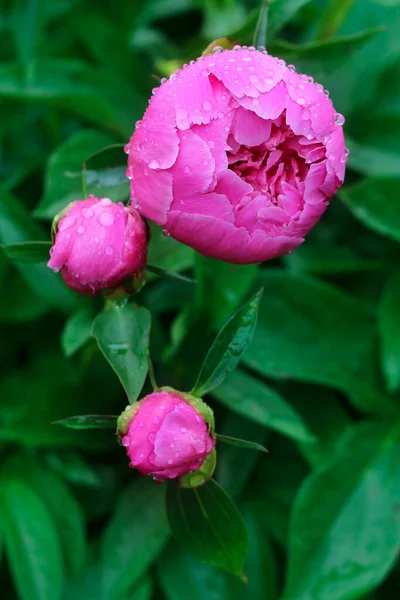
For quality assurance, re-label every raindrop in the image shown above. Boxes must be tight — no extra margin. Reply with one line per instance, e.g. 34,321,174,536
233,45,241,51
99,212,115,226
124,144,130,154
105,246,114,255
202,69,210,77
335,113,345,126
257,45,266,52
324,89,330,97
148,433,156,443
297,97,305,106
58,216,76,231
249,74,259,83
207,140,215,149
288,64,296,72
344,147,350,157
99,198,112,207
149,159,159,169
301,108,311,120
162,229,171,237
161,77,167,84
180,427,187,433
184,165,191,174
143,168,149,177
242,56,252,62
94,237,100,243
170,443,175,448
126,166,133,180
152,417,160,424
212,45,223,53
82,207,94,218
236,66,243,72
177,108,188,120
315,83,324,93
203,101,212,111
252,98,259,106
203,160,208,166
167,459,173,464
77,226,85,234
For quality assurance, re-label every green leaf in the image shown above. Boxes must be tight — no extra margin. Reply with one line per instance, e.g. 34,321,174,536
0,189,77,312
2,479,63,600
284,422,400,600
211,369,313,444
216,434,268,453
340,178,400,242
166,479,248,578
101,478,169,596
53,415,117,430
379,273,400,392
243,271,398,417
217,413,269,499
346,135,400,177
192,289,263,397
146,222,195,275
92,302,151,403
270,27,383,71
2,241,51,263
61,308,94,357
146,264,196,284
35,130,121,219
7,456,87,578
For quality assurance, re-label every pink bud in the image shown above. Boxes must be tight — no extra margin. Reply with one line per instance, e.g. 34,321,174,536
47,197,147,296
120,390,216,481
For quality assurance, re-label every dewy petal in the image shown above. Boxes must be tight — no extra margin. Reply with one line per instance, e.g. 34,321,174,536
214,170,253,208
231,107,272,146
170,130,215,199
132,161,173,226
128,87,179,170
237,81,287,120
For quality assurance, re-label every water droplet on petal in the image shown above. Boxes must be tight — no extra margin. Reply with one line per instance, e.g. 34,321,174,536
184,165,191,173
176,108,188,120
162,229,171,237
148,433,156,443
149,159,159,169
99,212,114,226
249,74,259,83
180,427,187,433
335,113,345,126
344,147,350,157
208,140,215,149
58,216,76,231
203,101,212,111
105,246,113,255
152,417,160,424
124,144,130,154
167,459,173,464
77,226,85,234
297,97,305,105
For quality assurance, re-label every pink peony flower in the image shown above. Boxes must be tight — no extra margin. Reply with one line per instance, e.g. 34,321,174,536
120,390,216,481
126,46,347,264
47,197,147,296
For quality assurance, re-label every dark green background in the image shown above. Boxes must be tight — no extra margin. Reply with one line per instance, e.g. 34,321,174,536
1,0,400,599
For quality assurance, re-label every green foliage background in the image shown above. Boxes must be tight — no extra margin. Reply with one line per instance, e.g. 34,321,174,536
1,0,400,598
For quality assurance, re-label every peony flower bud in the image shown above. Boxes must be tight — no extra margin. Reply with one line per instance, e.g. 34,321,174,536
126,47,347,264
118,389,216,482
47,197,147,296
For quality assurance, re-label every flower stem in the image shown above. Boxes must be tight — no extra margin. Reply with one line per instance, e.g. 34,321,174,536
147,352,159,391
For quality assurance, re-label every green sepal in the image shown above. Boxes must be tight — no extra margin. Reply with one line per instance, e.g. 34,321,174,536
178,448,217,489
117,404,141,437
50,201,78,242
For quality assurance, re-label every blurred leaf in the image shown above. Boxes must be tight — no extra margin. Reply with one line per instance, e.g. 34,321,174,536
0,264,48,322
340,179,400,242
54,415,117,430
270,27,383,71
194,256,257,329
216,434,268,453
317,0,359,39
0,59,144,136
253,0,269,48
101,478,169,596
1,479,63,600
284,422,400,600
192,289,263,397
346,135,400,177
166,479,248,578
146,222,195,274
92,302,151,403
243,270,398,416
379,273,400,392
211,369,314,444
35,130,118,219
159,509,278,600
146,264,196,284
84,143,129,204
216,413,268,498
2,241,51,263
7,456,87,578
12,0,45,83
0,189,77,311
62,307,94,357
44,452,100,488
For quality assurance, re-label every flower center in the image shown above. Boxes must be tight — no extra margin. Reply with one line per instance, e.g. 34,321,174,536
227,111,326,207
